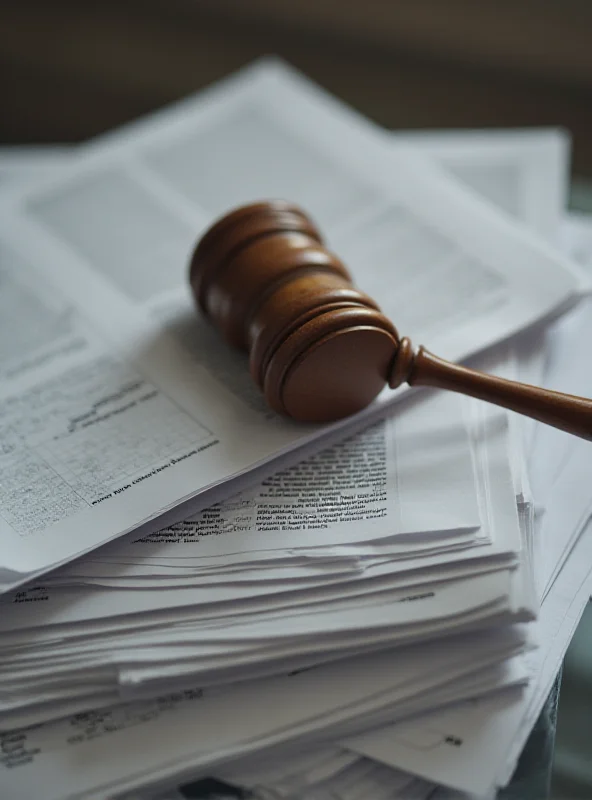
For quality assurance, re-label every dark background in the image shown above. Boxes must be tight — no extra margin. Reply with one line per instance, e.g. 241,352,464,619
1,0,592,177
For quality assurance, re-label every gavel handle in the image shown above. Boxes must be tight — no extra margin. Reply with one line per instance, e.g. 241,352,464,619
392,340,592,441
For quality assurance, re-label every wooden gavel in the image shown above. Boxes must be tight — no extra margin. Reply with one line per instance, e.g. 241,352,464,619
189,200,592,440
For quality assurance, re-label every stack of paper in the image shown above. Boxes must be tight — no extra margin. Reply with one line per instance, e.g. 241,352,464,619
0,60,586,593
0,59,591,800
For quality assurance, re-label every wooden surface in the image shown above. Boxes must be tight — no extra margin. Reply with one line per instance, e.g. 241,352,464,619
1,1,592,177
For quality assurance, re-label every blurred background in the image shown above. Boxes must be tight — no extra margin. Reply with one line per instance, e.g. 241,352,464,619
1,0,592,187
1,1,591,796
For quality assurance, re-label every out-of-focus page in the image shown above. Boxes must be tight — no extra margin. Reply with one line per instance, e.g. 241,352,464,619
0,146,69,184
561,210,592,269
0,60,586,587
391,128,570,242
390,127,568,451
4,61,586,346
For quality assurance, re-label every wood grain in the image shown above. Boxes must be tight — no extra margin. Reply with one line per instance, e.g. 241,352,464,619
190,200,592,437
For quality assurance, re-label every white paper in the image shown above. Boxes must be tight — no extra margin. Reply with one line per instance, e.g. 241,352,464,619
392,127,569,242
344,454,592,796
561,210,592,270
0,146,68,185
0,111,584,797
0,60,586,591
0,624,526,800
0,394,530,746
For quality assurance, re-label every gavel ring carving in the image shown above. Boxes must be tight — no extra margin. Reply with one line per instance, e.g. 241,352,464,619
189,200,592,440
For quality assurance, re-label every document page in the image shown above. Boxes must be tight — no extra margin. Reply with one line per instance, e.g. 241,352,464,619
0,391,526,737
0,239,225,584
0,146,68,185
392,128,569,241
0,59,586,587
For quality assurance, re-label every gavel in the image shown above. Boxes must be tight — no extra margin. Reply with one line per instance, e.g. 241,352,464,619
189,200,592,440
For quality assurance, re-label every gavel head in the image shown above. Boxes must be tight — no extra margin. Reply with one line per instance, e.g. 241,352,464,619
189,200,400,423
